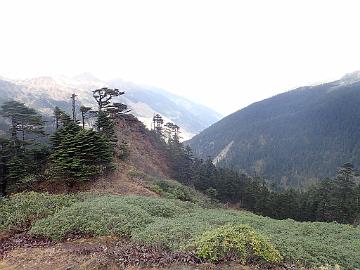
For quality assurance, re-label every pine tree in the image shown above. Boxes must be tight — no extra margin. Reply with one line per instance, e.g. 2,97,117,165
0,101,45,149
54,106,62,130
0,101,47,193
0,137,10,196
96,111,116,142
50,128,113,184
92,87,124,111
70,93,78,122
331,163,358,223
80,106,92,129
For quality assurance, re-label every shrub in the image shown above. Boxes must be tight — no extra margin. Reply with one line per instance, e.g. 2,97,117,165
151,179,208,204
132,216,213,250
132,208,360,269
194,224,282,264
119,195,197,218
132,208,248,251
29,196,153,240
0,192,79,231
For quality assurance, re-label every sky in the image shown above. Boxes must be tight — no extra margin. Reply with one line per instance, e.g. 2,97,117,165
1,0,360,115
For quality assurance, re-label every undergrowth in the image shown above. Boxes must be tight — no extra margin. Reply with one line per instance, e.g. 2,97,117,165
194,224,282,264
1,192,359,269
0,192,80,231
150,179,210,205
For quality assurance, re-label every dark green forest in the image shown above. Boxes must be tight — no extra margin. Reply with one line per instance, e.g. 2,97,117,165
188,80,360,188
151,115,360,225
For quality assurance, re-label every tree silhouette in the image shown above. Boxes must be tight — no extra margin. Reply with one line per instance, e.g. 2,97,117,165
92,87,124,111
70,93,78,122
153,114,164,134
0,101,45,149
80,106,92,129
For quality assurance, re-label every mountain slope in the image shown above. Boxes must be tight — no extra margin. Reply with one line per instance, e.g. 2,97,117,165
0,74,221,139
188,72,360,188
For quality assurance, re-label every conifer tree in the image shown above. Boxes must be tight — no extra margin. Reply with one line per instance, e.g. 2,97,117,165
0,102,47,193
54,106,62,130
153,114,164,134
50,126,113,184
93,87,124,111
92,87,128,142
70,93,78,122
80,106,92,129
0,137,10,196
0,101,45,149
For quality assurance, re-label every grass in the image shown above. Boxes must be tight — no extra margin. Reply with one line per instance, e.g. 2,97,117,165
1,192,359,269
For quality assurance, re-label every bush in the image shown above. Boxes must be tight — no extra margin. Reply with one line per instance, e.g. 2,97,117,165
194,224,282,264
29,196,153,240
131,208,360,269
3,192,359,269
132,215,213,250
151,179,208,204
0,192,79,231
118,195,197,218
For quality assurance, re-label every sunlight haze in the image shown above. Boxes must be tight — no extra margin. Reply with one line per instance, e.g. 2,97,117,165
1,0,360,115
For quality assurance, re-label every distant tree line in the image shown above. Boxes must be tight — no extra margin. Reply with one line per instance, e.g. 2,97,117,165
0,88,129,195
152,116,360,225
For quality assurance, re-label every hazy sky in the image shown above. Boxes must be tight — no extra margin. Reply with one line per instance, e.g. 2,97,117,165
1,0,360,115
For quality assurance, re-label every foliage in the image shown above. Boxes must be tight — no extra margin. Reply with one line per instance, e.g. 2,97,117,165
0,100,45,142
194,224,282,264
151,179,207,204
30,196,153,240
0,192,79,231
132,208,360,269
49,126,113,183
118,195,197,218
96,111,116,142
1,192,359,269
0,101,47,194
29,195,196,240
167,135,360,226
79,105,92,129
6,144,50,184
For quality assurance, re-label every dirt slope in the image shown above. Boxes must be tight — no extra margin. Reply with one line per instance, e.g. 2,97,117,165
34,114,172,196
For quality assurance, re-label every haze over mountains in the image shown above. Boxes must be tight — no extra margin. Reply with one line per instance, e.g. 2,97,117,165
188,71,360,188
0,73,221,139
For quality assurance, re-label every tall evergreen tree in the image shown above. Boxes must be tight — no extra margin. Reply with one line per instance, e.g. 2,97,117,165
54,106,62,130
70,93,78,122
93,87,124,111
80,106,92,129
0,101,45,149
0,102,47,193
50,125,113,185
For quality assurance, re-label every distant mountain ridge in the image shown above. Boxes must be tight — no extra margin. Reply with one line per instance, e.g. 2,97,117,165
188,71,360,188
0,74,222,139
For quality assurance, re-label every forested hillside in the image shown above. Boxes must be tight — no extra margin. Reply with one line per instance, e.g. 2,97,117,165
0,86,359,269
188,74,360,188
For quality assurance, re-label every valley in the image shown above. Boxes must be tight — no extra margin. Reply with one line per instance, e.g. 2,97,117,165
0,82,359,269
188,72,360,188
